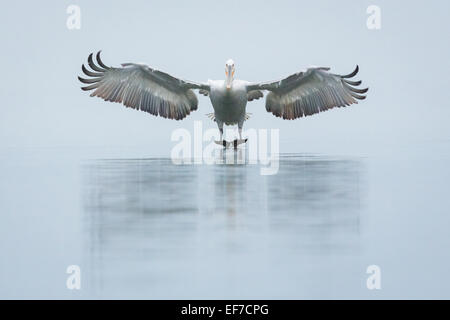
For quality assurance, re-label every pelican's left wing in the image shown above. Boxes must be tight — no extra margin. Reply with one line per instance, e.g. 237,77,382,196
246,66,368,120
78,52,209,120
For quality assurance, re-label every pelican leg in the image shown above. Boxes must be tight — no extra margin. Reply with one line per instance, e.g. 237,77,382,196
215,122,226,148
232,127,241,150
234,123,248,148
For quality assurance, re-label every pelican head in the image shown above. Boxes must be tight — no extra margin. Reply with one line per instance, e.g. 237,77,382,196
225,59,235,89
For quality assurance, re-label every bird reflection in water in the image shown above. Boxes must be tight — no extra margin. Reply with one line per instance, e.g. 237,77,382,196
82,153,365,296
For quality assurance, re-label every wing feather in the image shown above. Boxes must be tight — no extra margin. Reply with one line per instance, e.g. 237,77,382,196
247,90,264,101
247,66,368,120
78,51,209,120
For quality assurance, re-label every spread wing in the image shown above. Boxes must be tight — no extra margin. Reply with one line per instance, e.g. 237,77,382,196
78,51,209,120
246,66,368,120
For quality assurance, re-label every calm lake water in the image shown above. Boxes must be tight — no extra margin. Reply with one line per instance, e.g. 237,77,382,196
1,141,449,299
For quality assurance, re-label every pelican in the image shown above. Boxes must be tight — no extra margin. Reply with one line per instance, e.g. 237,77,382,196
79,52,368,147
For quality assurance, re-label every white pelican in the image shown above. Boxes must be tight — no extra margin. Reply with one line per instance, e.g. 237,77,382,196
79,52,368,147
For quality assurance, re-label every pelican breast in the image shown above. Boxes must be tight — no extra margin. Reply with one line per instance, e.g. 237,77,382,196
209,80,248,125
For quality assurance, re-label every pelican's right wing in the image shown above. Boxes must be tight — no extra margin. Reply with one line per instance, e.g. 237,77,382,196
78,52,210,120
246,66,368,120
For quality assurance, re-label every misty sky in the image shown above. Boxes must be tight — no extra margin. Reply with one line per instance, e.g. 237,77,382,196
1,1,449,155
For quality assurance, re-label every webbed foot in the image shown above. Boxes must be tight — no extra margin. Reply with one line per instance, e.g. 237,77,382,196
215,140,229,148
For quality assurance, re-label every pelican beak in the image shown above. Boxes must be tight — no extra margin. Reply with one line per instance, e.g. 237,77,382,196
226,66,233,89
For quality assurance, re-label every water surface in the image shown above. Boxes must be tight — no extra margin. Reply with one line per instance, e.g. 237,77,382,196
1,143,449,299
